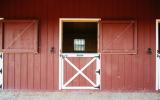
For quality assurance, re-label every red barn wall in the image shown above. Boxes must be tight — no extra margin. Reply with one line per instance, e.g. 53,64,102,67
0,0,158,91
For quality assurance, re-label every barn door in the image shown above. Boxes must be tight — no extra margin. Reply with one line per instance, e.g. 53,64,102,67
60,53,101,89
59,18,101,90
156,20,160,90
0,52,3,89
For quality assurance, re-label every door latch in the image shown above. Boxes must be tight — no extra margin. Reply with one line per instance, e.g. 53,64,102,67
147,48,152,55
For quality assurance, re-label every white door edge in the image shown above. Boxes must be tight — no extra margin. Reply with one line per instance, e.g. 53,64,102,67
0,52,3,90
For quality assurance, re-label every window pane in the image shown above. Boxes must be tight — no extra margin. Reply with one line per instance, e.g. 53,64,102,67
74,39,85,51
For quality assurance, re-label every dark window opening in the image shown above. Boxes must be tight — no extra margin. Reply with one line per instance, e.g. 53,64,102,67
62,22,98,53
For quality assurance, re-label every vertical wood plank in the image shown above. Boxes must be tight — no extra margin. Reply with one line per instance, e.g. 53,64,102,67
101,54,112,90
34,54,41,90
20,54,28,89
28,54,34,90
3,54,8,89
124,55,132,90
40,7,48,90
47,19,54,90
8,54,15,89
14,54,21,89
137,19,144,90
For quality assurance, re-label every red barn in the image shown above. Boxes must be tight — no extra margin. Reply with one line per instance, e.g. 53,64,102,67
0,0,160,92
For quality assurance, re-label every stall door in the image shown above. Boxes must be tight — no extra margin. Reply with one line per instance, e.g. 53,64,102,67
59,18,101,90
60,53,100,89
156,20,160,90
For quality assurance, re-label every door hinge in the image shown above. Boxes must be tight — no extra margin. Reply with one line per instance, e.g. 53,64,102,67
96,69,100,75
94,85,100,89
0,68,2,74
0,54,2,59
95,54,100,59
0,84,2,89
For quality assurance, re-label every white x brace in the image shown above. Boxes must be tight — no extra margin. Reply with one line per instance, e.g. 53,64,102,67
59,53,101,90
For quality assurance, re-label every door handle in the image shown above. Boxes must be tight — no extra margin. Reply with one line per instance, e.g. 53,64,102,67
147,48,152,55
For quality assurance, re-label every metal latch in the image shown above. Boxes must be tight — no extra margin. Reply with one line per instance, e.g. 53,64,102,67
96,69,100,75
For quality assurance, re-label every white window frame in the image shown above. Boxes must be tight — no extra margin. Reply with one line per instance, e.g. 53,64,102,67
59,18,101,90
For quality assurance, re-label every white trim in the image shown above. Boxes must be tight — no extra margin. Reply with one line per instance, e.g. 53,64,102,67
96,55,101,88
61,53,99,57
62,86,99,90
0,52,3,90
156,19,160,90
59,18,100,22
59,19,62,90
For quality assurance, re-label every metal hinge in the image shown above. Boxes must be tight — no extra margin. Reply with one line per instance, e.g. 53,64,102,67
94,85,100,89
0,68,2,74
96,69,100,75
0,54,2,59
0,84,2,89
95,54,100,59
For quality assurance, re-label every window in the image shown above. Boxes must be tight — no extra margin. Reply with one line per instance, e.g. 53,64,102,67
74,39,85,51
61,19,99,53
0,20,38,53
100,20,137,54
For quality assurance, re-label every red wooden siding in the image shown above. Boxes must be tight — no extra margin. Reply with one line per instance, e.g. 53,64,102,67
0,0,158,91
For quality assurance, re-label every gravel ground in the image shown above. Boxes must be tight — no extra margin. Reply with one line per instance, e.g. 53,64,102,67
0,91,160,100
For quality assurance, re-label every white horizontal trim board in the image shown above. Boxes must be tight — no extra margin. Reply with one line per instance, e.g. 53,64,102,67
61,53,100,57
62,86,99,90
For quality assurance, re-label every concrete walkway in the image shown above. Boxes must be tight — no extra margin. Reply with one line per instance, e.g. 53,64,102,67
0,91,160,100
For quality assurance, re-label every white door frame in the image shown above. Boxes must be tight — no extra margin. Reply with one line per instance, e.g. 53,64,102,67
59,18,101,90
156,19,160,90
0,52,3,90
